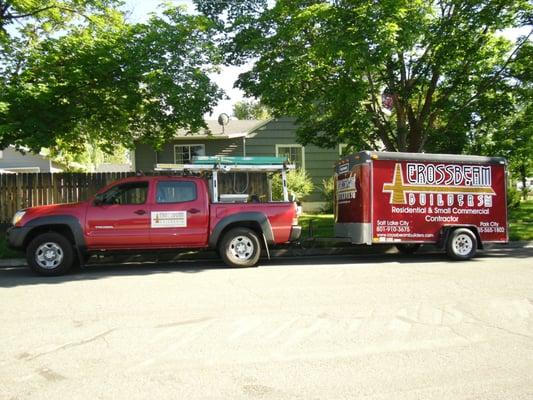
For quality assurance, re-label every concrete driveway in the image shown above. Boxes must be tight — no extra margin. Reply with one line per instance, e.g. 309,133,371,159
1,247,532,399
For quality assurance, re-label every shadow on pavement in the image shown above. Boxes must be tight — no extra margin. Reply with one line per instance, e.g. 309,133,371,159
0,246,530,289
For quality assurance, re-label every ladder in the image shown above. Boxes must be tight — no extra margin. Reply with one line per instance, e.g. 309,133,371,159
154,156,295,202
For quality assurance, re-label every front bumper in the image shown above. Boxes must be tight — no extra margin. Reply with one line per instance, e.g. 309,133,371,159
289,225,302,242
6,226,31,250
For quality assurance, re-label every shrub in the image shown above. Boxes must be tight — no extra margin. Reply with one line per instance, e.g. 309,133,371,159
271,169,314,201
507,187,522,210
319,177,335,213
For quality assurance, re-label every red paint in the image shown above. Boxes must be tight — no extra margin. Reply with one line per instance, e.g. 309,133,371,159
17,175,298,251
335,163,371,224
335,155,508,244
371,159,507,243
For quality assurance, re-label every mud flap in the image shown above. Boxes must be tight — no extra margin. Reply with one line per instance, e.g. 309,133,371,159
262,234,271,260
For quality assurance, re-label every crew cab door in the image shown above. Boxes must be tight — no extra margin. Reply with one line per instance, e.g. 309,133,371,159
149,179,209,247
85,181,151,249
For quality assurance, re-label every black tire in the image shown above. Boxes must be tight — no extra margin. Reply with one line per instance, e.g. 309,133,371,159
219,227,261,268
446,228,477,260
396,243,421,255
26,232,75,276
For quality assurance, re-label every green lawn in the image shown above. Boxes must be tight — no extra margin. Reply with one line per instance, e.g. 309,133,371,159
299,214,334,239
509,200,533,241
0,234,23,259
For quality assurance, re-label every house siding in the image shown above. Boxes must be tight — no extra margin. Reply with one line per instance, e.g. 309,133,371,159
134,117,341,207
246,118,340,202
135,138,244,171
0,147,53,172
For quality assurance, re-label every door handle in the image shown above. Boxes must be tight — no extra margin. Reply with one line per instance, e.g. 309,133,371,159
134,209,146,215
188,208,200,214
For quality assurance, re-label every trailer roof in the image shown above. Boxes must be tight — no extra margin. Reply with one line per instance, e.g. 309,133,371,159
350,151,506,165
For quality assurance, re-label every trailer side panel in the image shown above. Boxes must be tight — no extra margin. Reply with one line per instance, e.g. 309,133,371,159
371,158,508,244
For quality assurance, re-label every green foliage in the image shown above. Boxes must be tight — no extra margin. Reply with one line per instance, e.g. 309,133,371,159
319,177,334,213
232,100,271,120
507,187,522,210
271,169,313,201
0,232,23,259
49,140,130,172
465,42,532,199
0,3,223,154
508,200,533,241
196,0,532,154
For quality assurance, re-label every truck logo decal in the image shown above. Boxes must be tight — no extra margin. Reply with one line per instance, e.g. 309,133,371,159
383,163,495,205
151,211,187,228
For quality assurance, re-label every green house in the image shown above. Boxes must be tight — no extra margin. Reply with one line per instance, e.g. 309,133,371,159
133,117,343,210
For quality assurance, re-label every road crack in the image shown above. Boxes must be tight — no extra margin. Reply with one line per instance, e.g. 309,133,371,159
23,329,116,361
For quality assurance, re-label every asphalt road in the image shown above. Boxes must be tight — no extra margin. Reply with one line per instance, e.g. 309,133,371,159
1,247,532,400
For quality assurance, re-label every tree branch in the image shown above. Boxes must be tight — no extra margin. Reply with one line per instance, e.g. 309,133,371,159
1,4,94,27
459,27,533,110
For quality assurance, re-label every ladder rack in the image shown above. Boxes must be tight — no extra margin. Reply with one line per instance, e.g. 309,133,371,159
154,156,295,202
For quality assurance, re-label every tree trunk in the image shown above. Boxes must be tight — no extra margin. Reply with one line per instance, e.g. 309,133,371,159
520,163,527,200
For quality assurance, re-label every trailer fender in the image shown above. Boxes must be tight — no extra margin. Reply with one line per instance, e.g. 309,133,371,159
438,225,483,250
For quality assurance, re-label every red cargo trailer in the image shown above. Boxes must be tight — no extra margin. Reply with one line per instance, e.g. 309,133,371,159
334,151,508,260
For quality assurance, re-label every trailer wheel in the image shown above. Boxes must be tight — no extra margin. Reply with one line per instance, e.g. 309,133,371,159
396,244,421,255
219,227,261,268
446,228,477,260
26,232,75,276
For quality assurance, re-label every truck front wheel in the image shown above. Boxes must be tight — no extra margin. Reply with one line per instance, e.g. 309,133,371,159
219,227,261,268
446,228,477,260
27,232,75,276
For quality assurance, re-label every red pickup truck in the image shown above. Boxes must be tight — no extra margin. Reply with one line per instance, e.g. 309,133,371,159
7,175,301,275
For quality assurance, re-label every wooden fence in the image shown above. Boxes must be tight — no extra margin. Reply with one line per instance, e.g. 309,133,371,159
0,172,268,224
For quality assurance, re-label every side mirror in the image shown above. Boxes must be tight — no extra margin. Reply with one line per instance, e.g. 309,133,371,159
93,195,103,206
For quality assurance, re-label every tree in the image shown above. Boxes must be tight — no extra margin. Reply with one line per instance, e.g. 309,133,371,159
0,4,223,154
233,99,271,120
466,42,533,198
196,0,532,153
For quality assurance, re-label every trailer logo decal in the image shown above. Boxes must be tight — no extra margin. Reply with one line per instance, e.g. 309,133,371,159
337,174,357,201
383,163,495,205
339,162,350,174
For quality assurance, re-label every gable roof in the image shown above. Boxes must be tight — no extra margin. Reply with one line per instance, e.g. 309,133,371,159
174,119,272,140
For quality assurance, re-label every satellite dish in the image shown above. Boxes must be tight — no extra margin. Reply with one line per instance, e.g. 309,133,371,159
218,113,230,126
218,113,230,134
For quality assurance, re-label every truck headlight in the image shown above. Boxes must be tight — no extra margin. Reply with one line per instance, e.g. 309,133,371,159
12,210,26,226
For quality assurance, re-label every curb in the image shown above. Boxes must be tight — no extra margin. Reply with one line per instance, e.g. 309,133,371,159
1,241,531,268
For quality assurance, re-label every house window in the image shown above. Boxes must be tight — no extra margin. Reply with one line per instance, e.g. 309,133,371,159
174,144,205,164
276,144,305,169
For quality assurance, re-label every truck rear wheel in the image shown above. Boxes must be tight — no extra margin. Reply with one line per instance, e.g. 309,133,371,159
219,227,261,268
446,228,477,260
27,232,75,276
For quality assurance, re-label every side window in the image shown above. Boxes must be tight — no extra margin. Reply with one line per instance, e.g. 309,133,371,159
100,182,148,205
156,181,197,203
